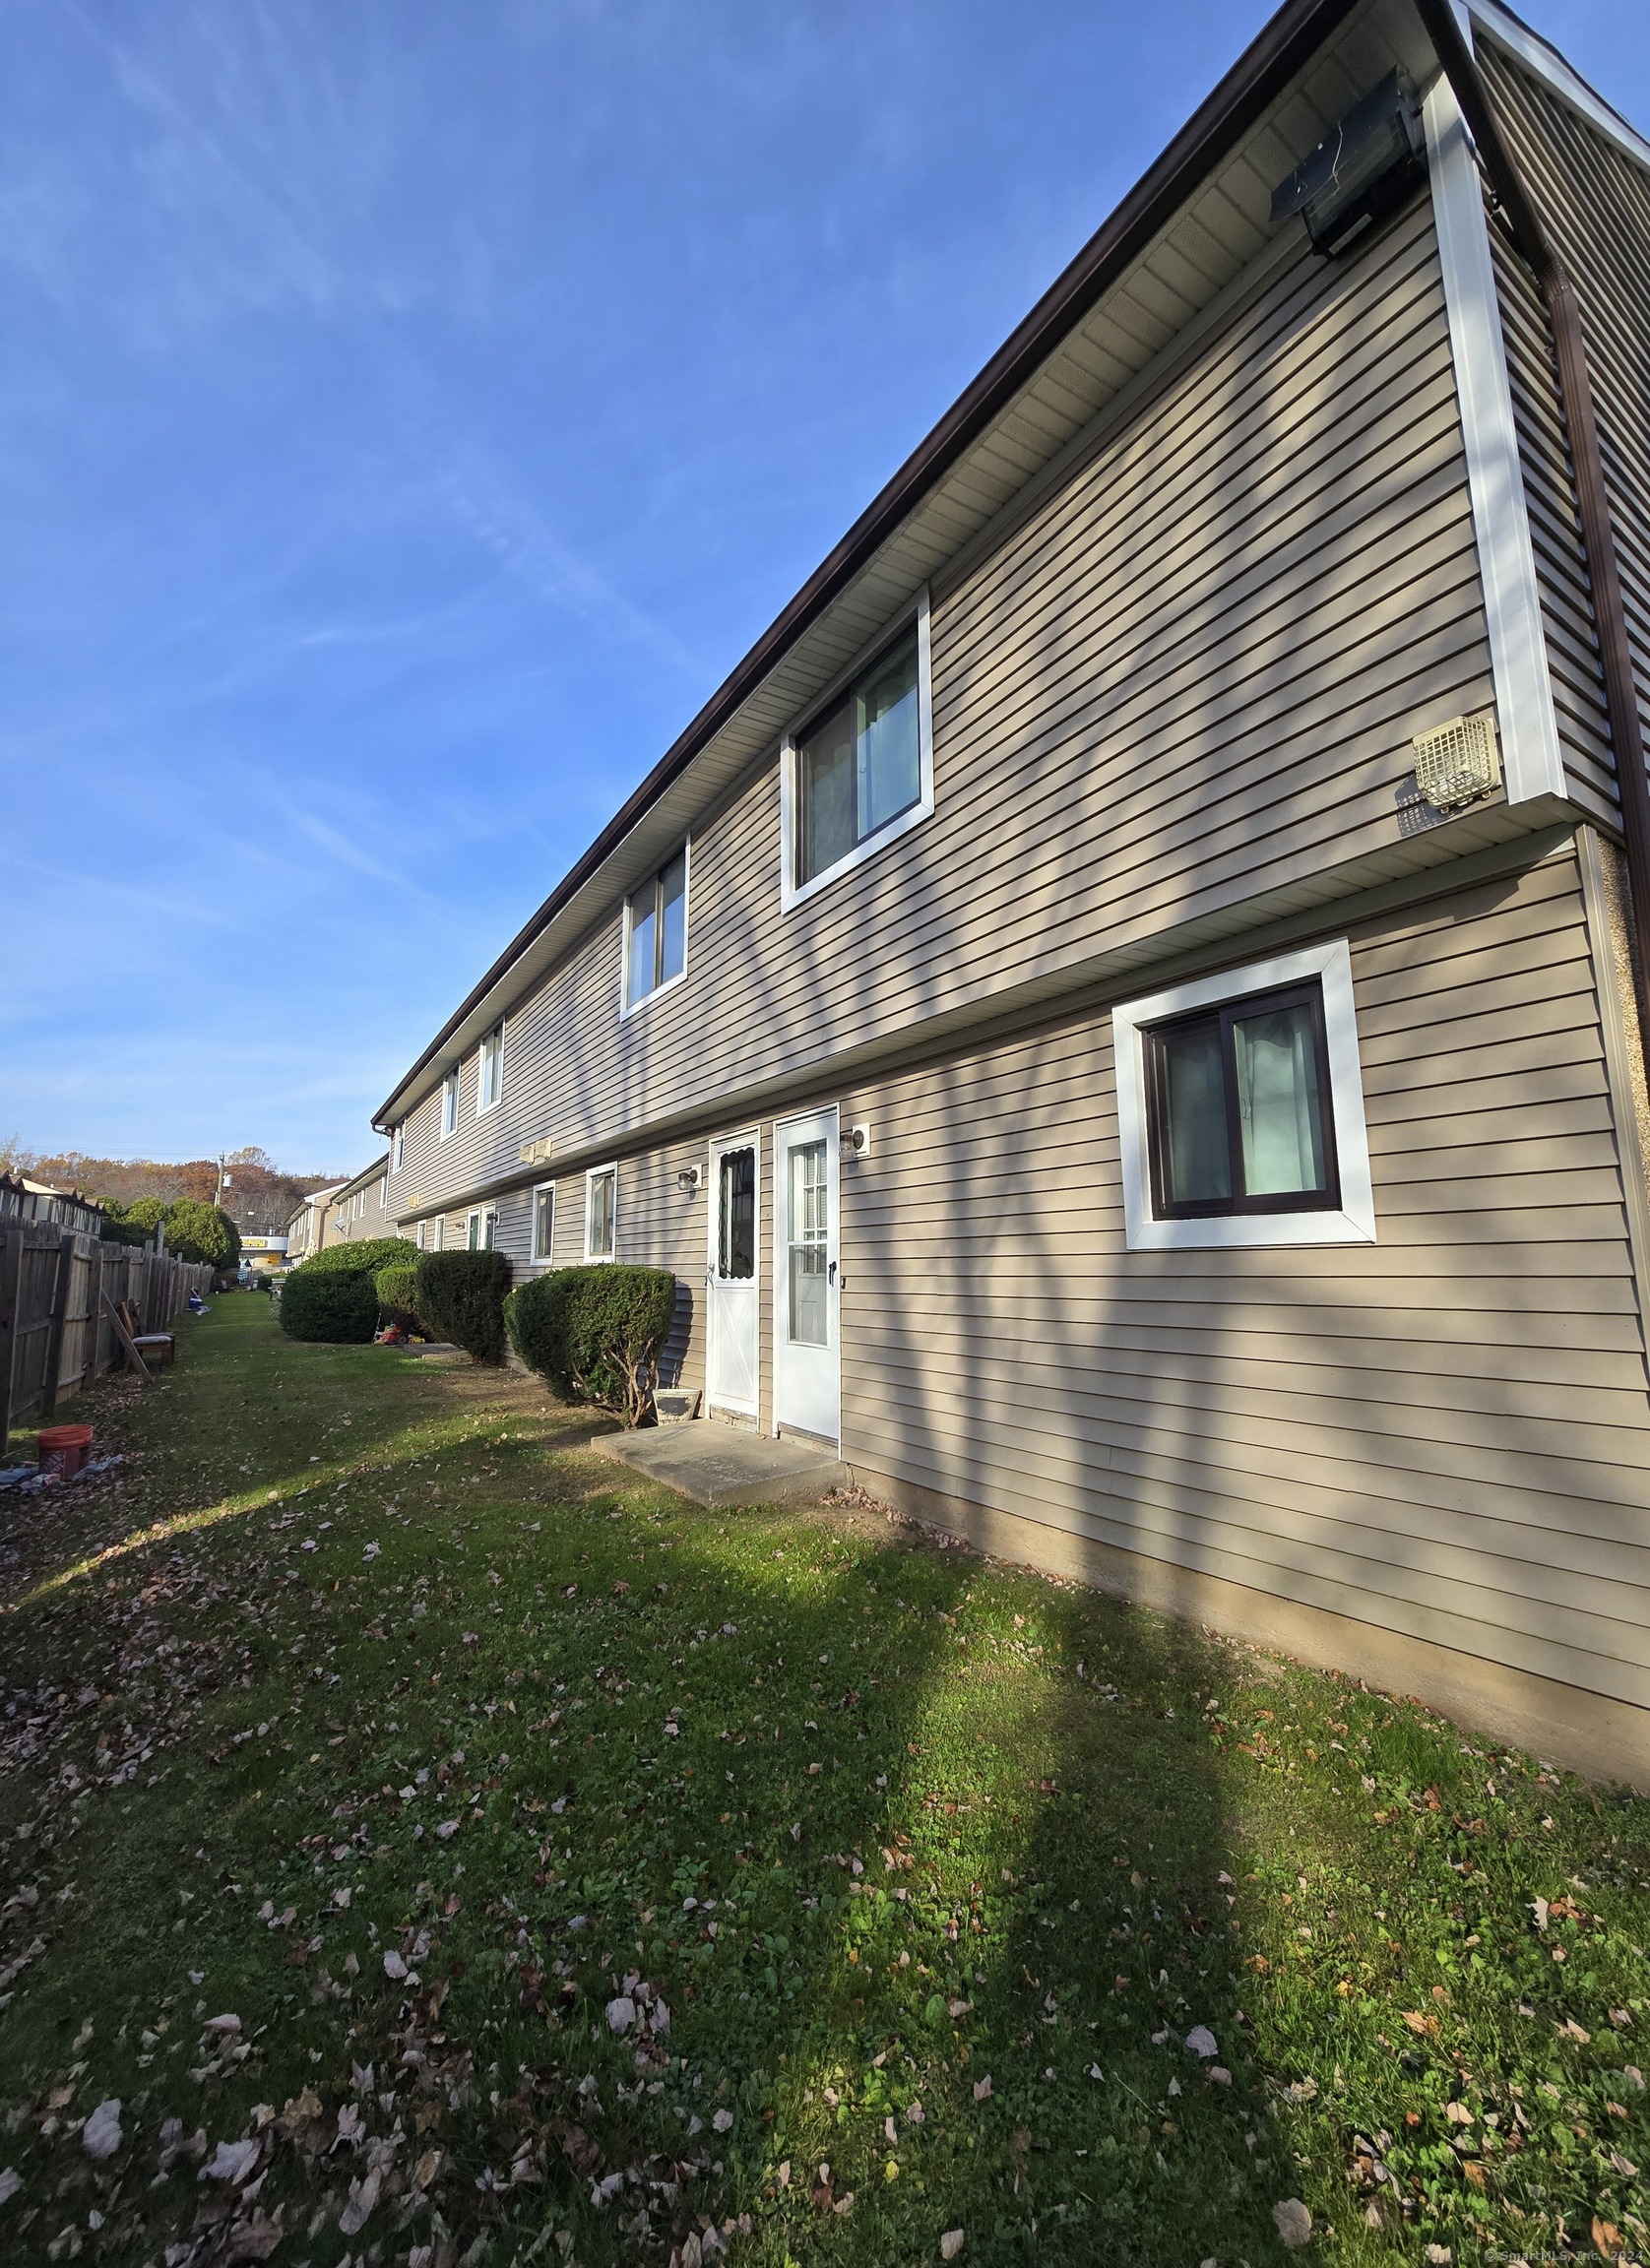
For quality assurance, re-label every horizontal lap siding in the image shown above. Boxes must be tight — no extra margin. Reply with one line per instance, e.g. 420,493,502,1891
392,196,1495,1209
837,849,1650,1711
1485,44,1650,827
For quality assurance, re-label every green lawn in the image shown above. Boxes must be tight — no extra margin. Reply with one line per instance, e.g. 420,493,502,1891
1,1292,1647,2268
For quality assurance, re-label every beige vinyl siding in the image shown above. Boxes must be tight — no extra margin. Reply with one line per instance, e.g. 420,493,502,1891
411,193,1497,1211
1483,38,1650,828
611,1141,708,1397
835,845,1650,1714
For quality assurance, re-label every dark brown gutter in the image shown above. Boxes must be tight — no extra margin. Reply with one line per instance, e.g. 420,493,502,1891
1415,0,1650,1044
374,0,1365,1126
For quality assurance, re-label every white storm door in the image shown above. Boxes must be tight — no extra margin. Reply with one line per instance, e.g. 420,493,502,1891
706,1131,759,1418
773,1106,840,1442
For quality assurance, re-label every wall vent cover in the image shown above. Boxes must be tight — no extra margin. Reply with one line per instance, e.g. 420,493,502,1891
1413,712,1501,812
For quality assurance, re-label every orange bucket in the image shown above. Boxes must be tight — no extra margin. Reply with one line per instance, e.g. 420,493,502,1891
37,1423,93,1479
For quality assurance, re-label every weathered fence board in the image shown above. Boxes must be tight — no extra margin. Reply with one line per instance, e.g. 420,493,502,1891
0,1227,212,1444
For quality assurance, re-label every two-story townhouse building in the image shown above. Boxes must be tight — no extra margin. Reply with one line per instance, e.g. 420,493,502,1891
283,1182,347,1265
325,1155,394,1246
375,0,1650,1782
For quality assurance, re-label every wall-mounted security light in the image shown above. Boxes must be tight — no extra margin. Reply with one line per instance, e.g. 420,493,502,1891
1270,70,1426,258
844,1125,870,1158
676,1165,703,1192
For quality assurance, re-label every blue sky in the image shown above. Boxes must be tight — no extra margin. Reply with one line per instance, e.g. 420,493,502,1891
3,0,1646,1175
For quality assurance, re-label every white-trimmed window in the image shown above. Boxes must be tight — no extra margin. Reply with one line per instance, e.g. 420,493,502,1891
466,1207,498,1251
531,1183,555,1264
1116,943,1370,1251
391,1124,405,1172
585,1164,616,1262
623,847,688,1012
440,1073,460,1140
378,1177,386,1211
782,588,933,909
476,1025,504,1114
415,1221,426,1251
433,1216,445,1251
1112,940,1376,1250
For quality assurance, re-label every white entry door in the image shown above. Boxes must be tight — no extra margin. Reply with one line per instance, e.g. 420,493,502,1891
774,1106,840,1442
705,1130,759,1418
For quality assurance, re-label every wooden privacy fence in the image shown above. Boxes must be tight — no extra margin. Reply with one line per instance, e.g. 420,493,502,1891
0,1228,213,1444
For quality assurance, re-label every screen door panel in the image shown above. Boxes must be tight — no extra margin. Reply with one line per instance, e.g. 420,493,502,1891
773,1108,839,1441
706,1132,760,1417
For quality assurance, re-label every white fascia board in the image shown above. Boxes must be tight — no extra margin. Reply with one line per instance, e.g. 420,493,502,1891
1469,2,1650,176
1424,70,1565,806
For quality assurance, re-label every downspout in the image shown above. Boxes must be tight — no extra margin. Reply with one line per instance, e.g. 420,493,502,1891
1415,0,1650,1046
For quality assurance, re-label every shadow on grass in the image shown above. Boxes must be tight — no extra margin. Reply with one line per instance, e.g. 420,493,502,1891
0,1298,1307,2268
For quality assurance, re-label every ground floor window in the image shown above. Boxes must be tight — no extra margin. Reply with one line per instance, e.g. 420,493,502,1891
586,1165,616,1261
532,1183,555,1263
467,1208,497,1251
1112,939,1375,1249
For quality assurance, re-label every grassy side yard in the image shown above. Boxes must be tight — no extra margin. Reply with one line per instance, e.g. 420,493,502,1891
1,1292,1648,2268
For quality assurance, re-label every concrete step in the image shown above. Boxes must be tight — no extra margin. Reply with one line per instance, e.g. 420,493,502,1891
589,1420,844,1508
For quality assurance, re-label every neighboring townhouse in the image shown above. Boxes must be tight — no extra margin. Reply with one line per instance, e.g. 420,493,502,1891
326,1155,394,1245
376,0,1650,1781
284,1183,346,1264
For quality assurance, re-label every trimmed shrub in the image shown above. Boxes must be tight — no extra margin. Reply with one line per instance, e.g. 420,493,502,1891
506,1264,677,1424
414,1249,512,1363
279,1266,379,1343
298,1235,414,1279
375,1262,421,1332
99,1195,166,1247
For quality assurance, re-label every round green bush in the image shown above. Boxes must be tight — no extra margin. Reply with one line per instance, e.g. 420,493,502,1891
279,1267,380,1343
375,1262,421,1332
414,1249,512,1363
506,1264,677,1423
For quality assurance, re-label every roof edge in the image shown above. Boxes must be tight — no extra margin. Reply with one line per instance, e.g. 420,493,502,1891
374,0,1363,1130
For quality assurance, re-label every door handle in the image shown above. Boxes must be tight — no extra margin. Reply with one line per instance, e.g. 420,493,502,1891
828,1261,837,1285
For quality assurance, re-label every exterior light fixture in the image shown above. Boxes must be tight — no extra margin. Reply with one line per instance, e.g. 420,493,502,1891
844,1125,870,1158
676,1165,703,1191
1270,70,1426,258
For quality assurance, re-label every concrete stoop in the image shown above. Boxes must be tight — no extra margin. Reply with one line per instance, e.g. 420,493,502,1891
589,1420,844,1509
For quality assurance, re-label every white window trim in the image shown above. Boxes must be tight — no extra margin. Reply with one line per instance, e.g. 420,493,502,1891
780,586,934,913
1112,938,1376,1251
476,1023,504,1117
531,1180,556,1265
440,1072,460,1142
584,1162,617,1263
619,838,691,1022
1423,67,1563,805
391,1124,405,1173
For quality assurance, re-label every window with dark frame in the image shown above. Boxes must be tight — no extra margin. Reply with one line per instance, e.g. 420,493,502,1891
626,849,687,1008
717,1146,755,1280
794,628,920,888
1144,980,1339,1220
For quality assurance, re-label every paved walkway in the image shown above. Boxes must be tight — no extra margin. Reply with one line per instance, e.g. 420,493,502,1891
590,1420,844,1507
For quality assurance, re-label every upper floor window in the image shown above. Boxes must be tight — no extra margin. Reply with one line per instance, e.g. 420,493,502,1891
391,1124,405,1172
586,1164,616,1262
1112,940,1376,1251
624,848,687,1011
783,589,933,907
477,1025,504,1113
440,1073,459,1139
531,1183,555,1264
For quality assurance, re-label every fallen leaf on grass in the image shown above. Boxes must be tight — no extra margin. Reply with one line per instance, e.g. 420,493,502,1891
202,2137,261,2185
1184,2025,1218,2058
0,2168,22,2204
82,2100,122,2160
940,2232,965,2260
1272,2198,1311,2248
973,2076,991,2101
